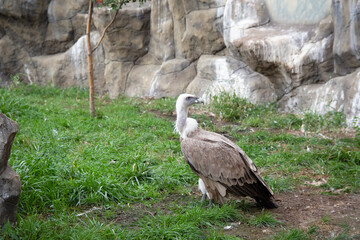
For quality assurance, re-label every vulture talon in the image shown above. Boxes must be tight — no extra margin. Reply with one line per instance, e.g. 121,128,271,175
206,199,213,209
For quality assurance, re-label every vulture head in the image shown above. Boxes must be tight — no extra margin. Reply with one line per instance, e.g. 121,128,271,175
175,94,204,138
176,94,204,112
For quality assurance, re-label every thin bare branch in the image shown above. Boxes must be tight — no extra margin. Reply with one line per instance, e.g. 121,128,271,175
91,9,119,54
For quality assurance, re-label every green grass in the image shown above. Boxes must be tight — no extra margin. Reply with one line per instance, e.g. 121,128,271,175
207,91,347,131
248,210,281,228
0,86,359,239
271,229,311,240
132,203,242,239
2,85,195,214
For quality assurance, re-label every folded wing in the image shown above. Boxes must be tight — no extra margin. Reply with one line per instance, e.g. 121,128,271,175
181,128,277,208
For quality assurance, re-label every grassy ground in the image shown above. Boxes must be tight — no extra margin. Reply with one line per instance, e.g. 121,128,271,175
0,85,359,239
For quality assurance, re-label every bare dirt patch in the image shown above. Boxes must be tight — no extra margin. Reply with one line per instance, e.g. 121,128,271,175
275,187,360,236
220,186,360,239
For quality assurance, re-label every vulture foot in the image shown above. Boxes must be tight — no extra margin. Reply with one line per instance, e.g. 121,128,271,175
205,199,213,208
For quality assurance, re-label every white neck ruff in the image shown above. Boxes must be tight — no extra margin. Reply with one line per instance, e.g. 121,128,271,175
178,118,198,138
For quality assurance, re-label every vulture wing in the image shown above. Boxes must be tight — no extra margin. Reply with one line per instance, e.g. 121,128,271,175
181,128,277,208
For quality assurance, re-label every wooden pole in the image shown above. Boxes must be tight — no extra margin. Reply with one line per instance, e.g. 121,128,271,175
86,0,95,117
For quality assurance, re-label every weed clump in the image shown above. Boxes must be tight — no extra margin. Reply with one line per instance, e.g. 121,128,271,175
207,91,347,132
208,92,262,121
302,111,347,132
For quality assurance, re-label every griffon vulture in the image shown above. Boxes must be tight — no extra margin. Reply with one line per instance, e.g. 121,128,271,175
175,93,277,209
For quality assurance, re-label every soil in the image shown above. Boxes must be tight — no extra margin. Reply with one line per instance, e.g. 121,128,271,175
272,187,360,238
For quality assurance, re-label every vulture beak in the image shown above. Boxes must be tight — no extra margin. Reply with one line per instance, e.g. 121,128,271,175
193,97,204,105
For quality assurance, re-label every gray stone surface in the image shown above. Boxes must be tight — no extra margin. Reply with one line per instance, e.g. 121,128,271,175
32,32,105,91
147,0,175,62
0,114,21,226
104,61,134,99
333,0,360,75
125,64,161,97
93,3,151,62
230,24,334,98
0,0,49,21
279,69,360,127
149,59,196,98
187,55,277,104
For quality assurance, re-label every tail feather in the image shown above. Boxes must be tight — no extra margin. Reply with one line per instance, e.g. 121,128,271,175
255,197,278,209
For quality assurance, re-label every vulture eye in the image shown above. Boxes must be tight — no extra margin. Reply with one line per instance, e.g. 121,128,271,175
186,96,191,100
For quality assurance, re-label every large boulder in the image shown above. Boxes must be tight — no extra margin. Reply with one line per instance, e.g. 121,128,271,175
180,7,225,61
279,69,360,127
0,0,49,22
130,0,226,99
230,23,334,98
147,0,175,62
166,0,226,61
93,2,151,62
222,0,334,99
0,0,49,57
0,35,36,84
47,0,88,22
44,19,75,54
104,61,134,99
145,0,226,62
91,3,151,98
149,59,196,98
32,32,105,91
187,55,277,104
125,64,161,97
43,0,89,54
0,114,21,226
333,0,360,75
223,0,270,48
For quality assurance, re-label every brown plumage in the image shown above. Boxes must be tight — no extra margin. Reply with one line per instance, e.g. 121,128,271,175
176,93,277,208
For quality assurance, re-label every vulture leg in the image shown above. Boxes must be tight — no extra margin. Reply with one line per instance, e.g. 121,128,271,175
201,193,207,203
206,199,213,208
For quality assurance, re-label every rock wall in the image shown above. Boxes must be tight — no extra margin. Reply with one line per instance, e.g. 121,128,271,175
0,0,359,125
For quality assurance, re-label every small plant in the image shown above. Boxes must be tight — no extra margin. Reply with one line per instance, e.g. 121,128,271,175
307,225,319,235
208,91,255,121
321,214,331,223
271,229,311,240
353,117,360,138
248,210,281,227
207,91,306,130
323,111,347,129
302,110,346,132
302,111,325,131
10,73,23,86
